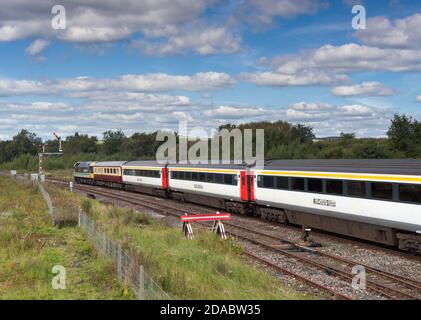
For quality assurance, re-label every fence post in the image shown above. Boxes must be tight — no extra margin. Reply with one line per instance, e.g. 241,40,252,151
117,244,122,282
102,231,107,255
52,207,56,225
139,265,145,300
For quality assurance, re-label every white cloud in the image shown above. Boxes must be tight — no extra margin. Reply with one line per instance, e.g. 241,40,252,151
331,81,396,97
271,43,421,74
4,102,73,111
25,39,50,55
0,1,211,41
0,72,235,96
282,101,392,137
241,71,347,87
243,43,421,88
355,14,421,49
134,26,241,55
0,1,242,55
204,105,267,119
236,0,326,26
416,96,421,102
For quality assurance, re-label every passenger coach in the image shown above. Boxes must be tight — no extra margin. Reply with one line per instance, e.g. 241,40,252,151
122,161,168,197
254,160,421,251
167,164,252,214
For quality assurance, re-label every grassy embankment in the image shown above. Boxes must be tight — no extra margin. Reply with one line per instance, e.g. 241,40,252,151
48,186,316,300
0,176,132,299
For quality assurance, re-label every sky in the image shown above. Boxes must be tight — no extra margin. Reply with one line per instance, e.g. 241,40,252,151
0,0,421,140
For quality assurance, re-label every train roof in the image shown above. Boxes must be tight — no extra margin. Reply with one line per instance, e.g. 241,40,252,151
262,159,421,175
123,161,166,168
168,162,246,170
91,161,127,167
74,161,93,168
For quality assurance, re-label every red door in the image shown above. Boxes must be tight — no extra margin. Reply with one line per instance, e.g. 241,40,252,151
240,171,247,201
162,167,169,189
240,171,255,201
248,172,255,201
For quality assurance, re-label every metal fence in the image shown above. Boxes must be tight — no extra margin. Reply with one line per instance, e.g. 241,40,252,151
38,183,56,224
78,210,171,300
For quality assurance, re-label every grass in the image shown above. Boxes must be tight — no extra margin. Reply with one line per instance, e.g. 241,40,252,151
76,197,316,300
0,176,133,299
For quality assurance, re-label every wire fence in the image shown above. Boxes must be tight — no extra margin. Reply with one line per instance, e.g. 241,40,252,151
78,210,171,300
38,183,56,224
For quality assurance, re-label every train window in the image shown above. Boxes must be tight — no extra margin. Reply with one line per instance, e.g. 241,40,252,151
224,174,236,185
326,180,343,195
262,176,275,189
206,173,214,183
191,172,198,181
347,181,366,197
199,172,206,182
184,172,191,180
399,184,421,204
371,182,393,200
276,177,289,190
215,173,223,184
291,178,305,191
308,179,323,193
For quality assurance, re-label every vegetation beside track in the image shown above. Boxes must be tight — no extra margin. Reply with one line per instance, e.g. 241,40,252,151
0,176,132,299
72,194,314,300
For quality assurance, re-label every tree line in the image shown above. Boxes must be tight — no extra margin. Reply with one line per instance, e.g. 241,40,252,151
0,114,420,170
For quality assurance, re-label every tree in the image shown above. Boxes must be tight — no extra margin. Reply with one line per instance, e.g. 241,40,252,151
387,114,417,156
121,132,160,158
102,130,126,155
64,132,98,154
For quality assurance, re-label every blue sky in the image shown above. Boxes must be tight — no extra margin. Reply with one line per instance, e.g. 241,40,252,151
0,0,421,140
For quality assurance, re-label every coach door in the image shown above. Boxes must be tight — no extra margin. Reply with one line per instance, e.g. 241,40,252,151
162,167,169,189
240,171,255,201
248,172,255,201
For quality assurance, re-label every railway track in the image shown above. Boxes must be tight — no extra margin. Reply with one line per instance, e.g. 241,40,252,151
46,178,421,300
